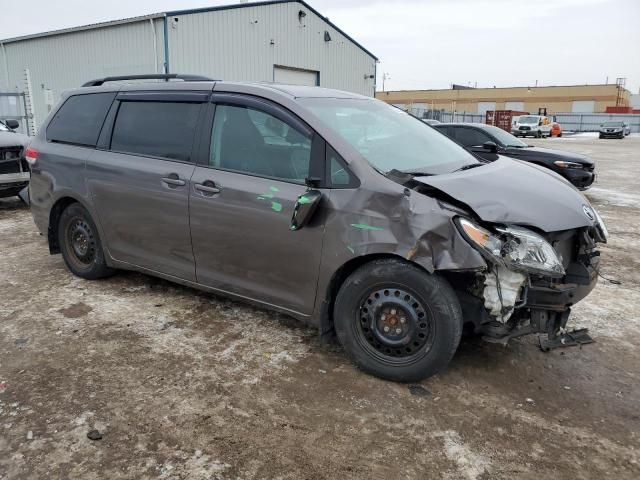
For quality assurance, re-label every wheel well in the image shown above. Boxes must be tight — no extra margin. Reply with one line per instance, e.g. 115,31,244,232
320,253,425,340
48,197,78,254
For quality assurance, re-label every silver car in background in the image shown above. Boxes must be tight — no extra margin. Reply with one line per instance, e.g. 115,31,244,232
599,121,631,139
0,119,30,199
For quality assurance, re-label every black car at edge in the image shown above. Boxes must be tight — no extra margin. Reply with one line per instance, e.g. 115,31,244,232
434,123,595,190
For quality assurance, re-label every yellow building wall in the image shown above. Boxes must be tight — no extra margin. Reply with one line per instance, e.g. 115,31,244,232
376,85,630,114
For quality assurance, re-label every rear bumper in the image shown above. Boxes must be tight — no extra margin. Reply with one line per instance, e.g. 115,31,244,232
0,172,30,197
0,171,30,186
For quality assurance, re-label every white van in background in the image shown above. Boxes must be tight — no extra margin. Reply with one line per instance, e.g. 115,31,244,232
512,115,553,138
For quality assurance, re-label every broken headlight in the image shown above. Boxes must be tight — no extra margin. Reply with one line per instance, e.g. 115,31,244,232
592,207,609,241
456,218,565,277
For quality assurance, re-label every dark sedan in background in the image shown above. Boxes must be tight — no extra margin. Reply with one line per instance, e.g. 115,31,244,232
434,123,595,190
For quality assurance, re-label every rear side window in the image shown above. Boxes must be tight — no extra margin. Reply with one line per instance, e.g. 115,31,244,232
452,127,491,147
110,101,201,162
47,93,115,147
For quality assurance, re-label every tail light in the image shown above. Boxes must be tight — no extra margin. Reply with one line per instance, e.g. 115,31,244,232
25,147,39,166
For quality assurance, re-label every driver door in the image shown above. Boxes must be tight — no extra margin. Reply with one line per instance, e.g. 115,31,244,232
188,95,326,315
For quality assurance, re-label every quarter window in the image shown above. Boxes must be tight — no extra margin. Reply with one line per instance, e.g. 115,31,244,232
110,101,201,162
327,145,355,187
47,93,115,147
210,104,311,183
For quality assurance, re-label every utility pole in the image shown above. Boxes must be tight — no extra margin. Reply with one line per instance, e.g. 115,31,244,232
382,72,391,92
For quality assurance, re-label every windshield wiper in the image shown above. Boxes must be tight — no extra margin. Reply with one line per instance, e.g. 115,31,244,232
452,163,485,173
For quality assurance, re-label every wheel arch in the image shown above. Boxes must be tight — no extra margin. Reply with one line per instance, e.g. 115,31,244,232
319,253,431,340
47,194,92,254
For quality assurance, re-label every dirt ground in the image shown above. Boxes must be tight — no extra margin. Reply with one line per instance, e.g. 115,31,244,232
1,136,639,479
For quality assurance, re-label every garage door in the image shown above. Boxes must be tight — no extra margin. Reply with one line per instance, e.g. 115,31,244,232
273,66,319,86
505,101,524,111
477,102,496,115
571,100,595,113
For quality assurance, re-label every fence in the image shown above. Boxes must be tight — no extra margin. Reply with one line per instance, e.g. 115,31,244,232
406,106,485,124
552,113,640,133
0,92,32,135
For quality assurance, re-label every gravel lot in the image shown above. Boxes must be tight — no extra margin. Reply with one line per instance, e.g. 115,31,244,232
1,136,639,479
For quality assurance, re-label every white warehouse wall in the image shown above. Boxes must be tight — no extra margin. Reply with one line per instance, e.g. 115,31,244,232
1,17,165,130
166,2,376,96
0,1,377,131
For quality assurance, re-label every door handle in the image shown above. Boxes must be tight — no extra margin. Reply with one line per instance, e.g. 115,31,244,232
162,174,186,187
194,181,221,195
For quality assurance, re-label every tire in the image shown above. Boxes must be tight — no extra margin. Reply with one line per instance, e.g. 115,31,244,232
58,203,115,280
334,259,463,382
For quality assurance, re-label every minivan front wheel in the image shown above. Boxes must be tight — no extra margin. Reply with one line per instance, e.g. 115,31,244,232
334,259,463,382
58,203,115,279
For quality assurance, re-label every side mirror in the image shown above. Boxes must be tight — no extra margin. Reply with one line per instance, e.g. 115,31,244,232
290,190,322,231
5,119,19,129
482,141,498,153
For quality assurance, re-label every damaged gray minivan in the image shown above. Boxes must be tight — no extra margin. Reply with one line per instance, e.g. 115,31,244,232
27,74,607,382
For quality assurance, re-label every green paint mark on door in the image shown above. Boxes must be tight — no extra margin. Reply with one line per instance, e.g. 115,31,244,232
350,223,384,231
271,201,283,212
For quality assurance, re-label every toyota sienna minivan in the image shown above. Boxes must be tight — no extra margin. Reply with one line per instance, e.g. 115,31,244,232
27,74,607,382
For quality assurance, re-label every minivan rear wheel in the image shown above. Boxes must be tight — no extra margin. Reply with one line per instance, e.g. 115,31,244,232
334,259,463,382
58,203,115,279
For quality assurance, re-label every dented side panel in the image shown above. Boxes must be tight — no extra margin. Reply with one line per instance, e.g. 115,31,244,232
312,176,487,325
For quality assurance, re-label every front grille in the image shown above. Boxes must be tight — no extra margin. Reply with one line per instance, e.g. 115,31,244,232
0,146,25,175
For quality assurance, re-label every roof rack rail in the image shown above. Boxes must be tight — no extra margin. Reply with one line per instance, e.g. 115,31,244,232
82,74,217,87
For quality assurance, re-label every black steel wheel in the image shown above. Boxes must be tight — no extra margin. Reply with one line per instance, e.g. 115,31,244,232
334,259,463,382
356,287,435,365
58,203,115,279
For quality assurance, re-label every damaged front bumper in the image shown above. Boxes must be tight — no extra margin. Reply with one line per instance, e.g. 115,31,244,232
456,226,600,349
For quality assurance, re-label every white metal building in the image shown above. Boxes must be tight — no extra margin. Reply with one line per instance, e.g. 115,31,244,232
0,0,378,131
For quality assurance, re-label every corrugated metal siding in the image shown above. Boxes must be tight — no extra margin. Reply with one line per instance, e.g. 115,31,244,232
1,19,165,127
0,2,376,128
167,3,375,96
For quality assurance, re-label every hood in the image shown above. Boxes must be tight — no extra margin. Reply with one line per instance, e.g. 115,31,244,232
514,146,593,165
414,157,595,232
0,131,30,149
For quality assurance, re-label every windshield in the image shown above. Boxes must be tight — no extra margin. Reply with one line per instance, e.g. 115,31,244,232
298,98,478,175
483,125,528,147
518,116,539,124
603,121,623,127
